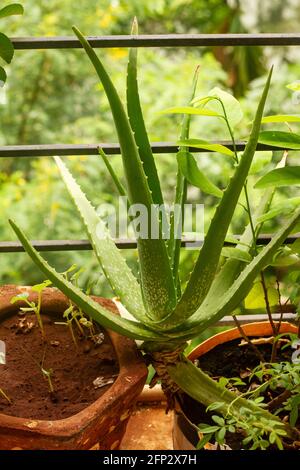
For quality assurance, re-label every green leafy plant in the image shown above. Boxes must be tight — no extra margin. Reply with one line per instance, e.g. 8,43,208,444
0,3,23,87
10,280,52,339
197,353,300,450
9,21,300,446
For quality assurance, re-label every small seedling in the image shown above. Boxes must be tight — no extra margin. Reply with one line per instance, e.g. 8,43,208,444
10,280,52,339
55,304,79,347
21,344,57,401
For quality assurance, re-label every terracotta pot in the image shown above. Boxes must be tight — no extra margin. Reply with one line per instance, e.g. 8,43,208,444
0,285,147,450
173,321,298,450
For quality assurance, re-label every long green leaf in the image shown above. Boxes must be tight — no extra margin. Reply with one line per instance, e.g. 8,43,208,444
9,220,167,342
0,66,6,87
161,106,221,117
0,32,14,63
167,68,273,326
258,131,300,149
0,3,24,18
261,114,300,123
54,156,148,324
178,139,234,157
255,166,300,189
177,151,222,197
73,26,176,321
127,17,164,207
173,205,300,339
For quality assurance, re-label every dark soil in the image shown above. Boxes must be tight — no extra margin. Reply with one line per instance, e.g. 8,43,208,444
180,337,299,450
0,310,119,420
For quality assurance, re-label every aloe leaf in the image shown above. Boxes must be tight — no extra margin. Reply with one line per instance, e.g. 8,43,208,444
258,131,300,149
166,68,273,326
160,106,221,117
177,151,222,197
261,114,300,123
0,32,14,64
98,147,127,197
127,17,164,207
73,26,176,321
0,3,24,18
9,219,168,342
173,205,300,339
255,166,300,189
178,139,234,157
54,156,149,324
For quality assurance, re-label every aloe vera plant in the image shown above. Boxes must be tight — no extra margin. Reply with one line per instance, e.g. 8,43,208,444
9,22,300,444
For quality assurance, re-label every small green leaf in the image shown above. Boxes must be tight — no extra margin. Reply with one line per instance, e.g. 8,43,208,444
0,66,6,86
0,4,24,18
31,280,52,293
196,433,213,449
261,114,300,123
197,424,220,434
244,281,278,309
221,247,252,263
193,87,243,128
160,106,221,117
212,415,225,426
178,139,234,157
10,293,29,304
258,131,300,150
0,33,14,64
255,166,300,189
176,151,222,197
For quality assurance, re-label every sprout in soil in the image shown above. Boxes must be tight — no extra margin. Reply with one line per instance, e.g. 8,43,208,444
10,280,52,340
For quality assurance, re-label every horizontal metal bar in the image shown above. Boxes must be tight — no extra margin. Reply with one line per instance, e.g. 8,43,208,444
0,141,290,158
1,233,299,253
11,33,300,50
219,313,297,326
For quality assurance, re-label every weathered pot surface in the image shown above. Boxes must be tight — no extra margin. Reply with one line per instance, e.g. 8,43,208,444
0,285,147,450
173,321,298,450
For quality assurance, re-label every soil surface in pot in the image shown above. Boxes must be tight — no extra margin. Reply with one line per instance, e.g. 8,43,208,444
181,337,299,450
0,308,119,420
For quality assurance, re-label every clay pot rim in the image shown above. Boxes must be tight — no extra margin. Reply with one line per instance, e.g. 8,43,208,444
0,285,147,438
188,321,298,362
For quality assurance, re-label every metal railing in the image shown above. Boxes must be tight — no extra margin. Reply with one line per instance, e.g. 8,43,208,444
2,31,298,324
